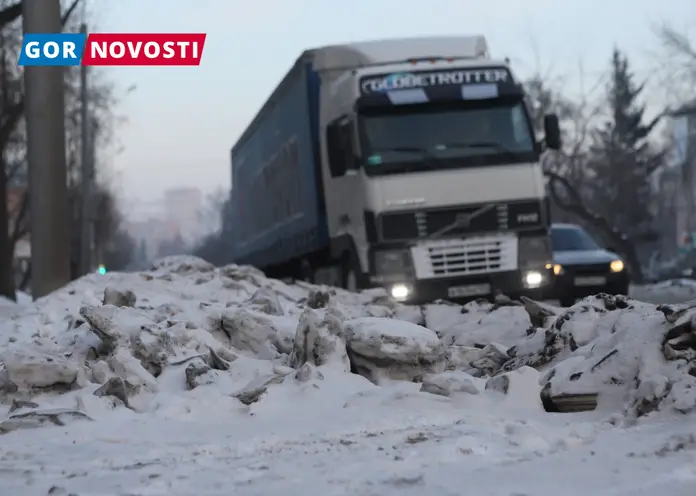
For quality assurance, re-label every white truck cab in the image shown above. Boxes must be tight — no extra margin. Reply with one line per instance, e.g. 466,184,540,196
313,36,559,302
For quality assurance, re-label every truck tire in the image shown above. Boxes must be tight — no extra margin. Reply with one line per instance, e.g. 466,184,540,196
340,255,359,292
344,268,358,292
559,295,575,307
297,259,314,284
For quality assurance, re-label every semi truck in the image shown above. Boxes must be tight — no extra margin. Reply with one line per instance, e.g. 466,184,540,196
228,35,561,303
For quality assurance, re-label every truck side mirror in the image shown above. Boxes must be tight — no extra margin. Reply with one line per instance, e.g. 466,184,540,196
339,121,358,171
543,114,561,150
326,121,347,177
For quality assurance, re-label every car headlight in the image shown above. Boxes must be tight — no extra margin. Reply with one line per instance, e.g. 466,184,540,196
552,264,563,275
374,249,412,275
610,259,624,273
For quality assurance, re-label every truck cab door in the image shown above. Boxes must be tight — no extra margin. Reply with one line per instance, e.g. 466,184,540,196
326,115,368,270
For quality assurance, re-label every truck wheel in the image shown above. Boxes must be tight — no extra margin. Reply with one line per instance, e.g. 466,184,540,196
559,295,575,307
298,260,314,283
340,256,359,292
345,269,357,292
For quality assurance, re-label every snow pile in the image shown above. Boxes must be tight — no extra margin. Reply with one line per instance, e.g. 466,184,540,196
422,292,696,418
0,256,474,431
346,316,446,382
538,296,696,417
1,256,696,493
1,257,696,427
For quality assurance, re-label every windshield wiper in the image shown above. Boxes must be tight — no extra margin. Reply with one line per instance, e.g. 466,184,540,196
370,146,435,157
436,141,520,160
368,142,522,168
367,146,438,171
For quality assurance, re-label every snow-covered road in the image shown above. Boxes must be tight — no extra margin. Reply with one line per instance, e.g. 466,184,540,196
3,391,695,496
630,280,696,305
1,257,695,495
3,405,695,495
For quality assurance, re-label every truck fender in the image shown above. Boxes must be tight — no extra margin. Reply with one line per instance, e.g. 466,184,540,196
330,234,365,283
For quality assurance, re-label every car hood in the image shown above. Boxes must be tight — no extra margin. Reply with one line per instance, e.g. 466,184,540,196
554,249,619,265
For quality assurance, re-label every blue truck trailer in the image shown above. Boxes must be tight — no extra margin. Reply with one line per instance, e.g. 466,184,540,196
230,55,326,272
229,36,562,303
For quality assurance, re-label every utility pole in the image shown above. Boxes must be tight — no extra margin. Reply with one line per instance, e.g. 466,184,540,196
88,117,98,269
22,0,71,298
79,22,92,275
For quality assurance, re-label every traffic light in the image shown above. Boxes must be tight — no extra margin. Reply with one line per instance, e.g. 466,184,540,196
97,264,106,275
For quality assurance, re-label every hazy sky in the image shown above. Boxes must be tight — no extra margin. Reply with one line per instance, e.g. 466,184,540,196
91,0,693,220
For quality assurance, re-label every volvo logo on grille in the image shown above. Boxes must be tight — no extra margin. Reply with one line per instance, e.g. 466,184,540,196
430,204,496,238
455,212,472,227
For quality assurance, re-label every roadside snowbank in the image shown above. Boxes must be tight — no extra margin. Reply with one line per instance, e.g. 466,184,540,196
0,255,695,494
631,278,696,304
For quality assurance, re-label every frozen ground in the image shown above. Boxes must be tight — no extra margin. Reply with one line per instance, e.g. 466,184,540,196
630,279,696,305
0,257,695,496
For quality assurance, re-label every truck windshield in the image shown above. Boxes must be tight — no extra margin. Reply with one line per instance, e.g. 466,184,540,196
551,225,601,252
360,99,536,174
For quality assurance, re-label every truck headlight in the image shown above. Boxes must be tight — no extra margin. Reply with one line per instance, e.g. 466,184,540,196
524,270,543,287
610,259,624,273
389,283,411,301
374,249,412,275
518,235,552,268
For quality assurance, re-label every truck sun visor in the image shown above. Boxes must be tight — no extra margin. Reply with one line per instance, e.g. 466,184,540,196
386,88,429,105
358,67,517,107
460,83,498,100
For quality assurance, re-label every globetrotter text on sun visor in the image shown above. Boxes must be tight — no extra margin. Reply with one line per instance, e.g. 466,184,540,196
360,67,511,95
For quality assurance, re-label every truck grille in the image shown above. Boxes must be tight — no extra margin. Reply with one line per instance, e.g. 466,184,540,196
425,205,500,236
379,200,543,241
410,235,518,279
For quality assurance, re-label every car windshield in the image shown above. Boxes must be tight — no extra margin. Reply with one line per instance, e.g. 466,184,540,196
360,99,535,170
551,226,600,251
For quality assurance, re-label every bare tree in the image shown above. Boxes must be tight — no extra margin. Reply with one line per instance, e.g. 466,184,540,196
0,0,82,299
524,60,655,281
0,7,23,299
652,23,696,276
198,187,227,235
0,0,134,298
192,188,232,266
655,24,696,105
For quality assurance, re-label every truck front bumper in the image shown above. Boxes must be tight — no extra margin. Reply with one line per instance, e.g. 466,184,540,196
373,267,554,304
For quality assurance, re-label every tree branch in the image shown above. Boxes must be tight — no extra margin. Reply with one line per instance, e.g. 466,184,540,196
19,260,30,290
10,189,28,242
61,0,82,26
0,3,21,30
0,0,82,153
0,0,80,31
5,148,24,180
0,100,24,152
660,26,696,64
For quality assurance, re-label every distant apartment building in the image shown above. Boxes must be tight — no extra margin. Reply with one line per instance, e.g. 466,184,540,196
666,101,696,266
653,164,680,261
126,217,170,260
